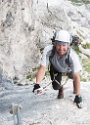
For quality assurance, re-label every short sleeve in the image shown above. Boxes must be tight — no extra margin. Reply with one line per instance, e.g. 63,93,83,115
70,48,82,73
40,45,53,66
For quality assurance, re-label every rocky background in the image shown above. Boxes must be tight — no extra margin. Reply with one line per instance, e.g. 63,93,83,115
0,0,90,85
0,1,90,125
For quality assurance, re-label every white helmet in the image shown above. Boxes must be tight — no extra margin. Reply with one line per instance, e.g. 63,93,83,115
55,30,71,44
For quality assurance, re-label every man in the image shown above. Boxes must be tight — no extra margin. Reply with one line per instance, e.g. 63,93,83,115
33,30,82,108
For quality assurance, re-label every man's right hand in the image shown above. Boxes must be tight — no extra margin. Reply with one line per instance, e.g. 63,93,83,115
33,84,40,92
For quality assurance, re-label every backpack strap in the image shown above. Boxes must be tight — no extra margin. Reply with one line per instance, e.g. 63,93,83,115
65,53,70,67
49,46,56,59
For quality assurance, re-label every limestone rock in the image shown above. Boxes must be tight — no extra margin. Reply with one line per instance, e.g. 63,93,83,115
0,0,90,82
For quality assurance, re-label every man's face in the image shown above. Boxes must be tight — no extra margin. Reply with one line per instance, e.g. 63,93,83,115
56,44,69,57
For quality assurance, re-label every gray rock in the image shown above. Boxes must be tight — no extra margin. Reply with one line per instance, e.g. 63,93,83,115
0,0,90,80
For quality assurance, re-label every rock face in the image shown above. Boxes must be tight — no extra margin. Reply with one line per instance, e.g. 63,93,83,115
0,0,90,81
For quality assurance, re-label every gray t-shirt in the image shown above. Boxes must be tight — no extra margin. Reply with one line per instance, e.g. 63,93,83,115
40,44,82,73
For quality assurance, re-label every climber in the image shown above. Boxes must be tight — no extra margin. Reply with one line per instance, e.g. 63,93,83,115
33,30,83,108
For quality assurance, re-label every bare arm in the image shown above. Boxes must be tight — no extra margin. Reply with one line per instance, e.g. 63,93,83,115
73,72,81,96
36,65,46,84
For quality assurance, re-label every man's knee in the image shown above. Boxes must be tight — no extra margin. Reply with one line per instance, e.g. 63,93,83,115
52,81,61,90
67,72,73,79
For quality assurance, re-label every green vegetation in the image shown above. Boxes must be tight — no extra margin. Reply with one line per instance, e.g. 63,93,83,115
40,48,44,54
45,69,50,76
77,31,85,40
26,66,39,81
81,77,87,82
82,43,90,49
72,45,81,55
17,83,29,86
32,66,39,72
69,0,90,4
26,74,36,81
80,58,90,82
82,58,90,73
